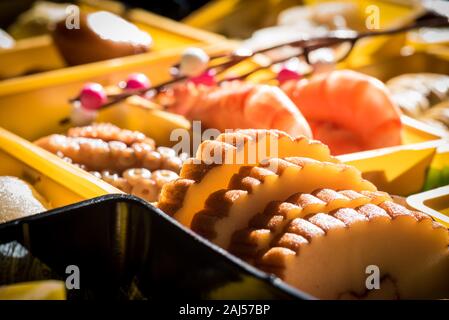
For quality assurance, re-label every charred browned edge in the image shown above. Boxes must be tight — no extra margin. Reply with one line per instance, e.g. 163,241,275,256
185,129,336,187
190,189,247,240
157,159,212,217
191,157,371,251
227,158,305,192
226,229,272,262
191,158,303,243
230,202,297,259
229,190,378,259
160,131,252,214
228,166,277,192
190,211,222,239
188,130,317,184
230,129,338,163
256,201,447,279
159,130,337,218
258,247,295,278
181,157,221,181
249,201,294,230
157,179,194,216
185,130,263,182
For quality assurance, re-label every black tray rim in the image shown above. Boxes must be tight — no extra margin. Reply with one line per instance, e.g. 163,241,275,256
0,193,315,300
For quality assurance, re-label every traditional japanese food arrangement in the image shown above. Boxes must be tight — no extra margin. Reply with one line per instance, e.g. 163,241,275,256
58,63,403,156
1,0,449,301
36,123,185,202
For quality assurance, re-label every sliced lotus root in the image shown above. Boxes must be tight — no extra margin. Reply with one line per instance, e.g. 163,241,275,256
190,157,376,249
158,129,337,226
230,189,391,261
258,202,449,299
67,122,156,147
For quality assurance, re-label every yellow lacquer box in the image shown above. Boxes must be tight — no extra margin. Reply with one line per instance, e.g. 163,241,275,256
0,127,119,209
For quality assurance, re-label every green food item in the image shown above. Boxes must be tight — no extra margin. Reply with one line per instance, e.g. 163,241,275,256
424,166,449,191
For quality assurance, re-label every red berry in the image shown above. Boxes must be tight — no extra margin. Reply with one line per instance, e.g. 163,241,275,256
189,69,216,86
125,73,151,90
277,67,301,84
80,83,107,110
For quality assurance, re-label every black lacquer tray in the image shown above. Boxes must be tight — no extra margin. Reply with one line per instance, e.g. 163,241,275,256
0,194,312,300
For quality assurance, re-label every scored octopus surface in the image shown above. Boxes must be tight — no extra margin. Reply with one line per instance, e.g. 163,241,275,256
67,122,157,147
158,129,337,226
35,128,181,173
35,123,185,202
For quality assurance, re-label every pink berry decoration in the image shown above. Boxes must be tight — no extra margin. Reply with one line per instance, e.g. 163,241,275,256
277,67,301,84
189,69,216,86
80,83,107,110
125,73,151,90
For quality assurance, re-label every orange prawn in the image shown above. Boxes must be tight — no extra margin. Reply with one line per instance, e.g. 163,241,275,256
161,81,312,138
281,70,402,155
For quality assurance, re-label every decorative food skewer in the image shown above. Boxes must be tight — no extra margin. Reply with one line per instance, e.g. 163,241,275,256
58,9,447,155
61,8,449,124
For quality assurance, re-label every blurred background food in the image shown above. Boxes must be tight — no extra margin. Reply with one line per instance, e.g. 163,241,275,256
35,123,187,202
7,1,72,39
52,10,153,65
0,0,211,32
387,73,449,129
0,0,224,79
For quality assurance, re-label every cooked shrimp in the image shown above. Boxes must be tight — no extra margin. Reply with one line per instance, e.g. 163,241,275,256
161,81,312,138
281,70,402,155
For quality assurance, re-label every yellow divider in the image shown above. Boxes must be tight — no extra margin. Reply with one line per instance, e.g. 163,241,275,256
0,127,120,209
